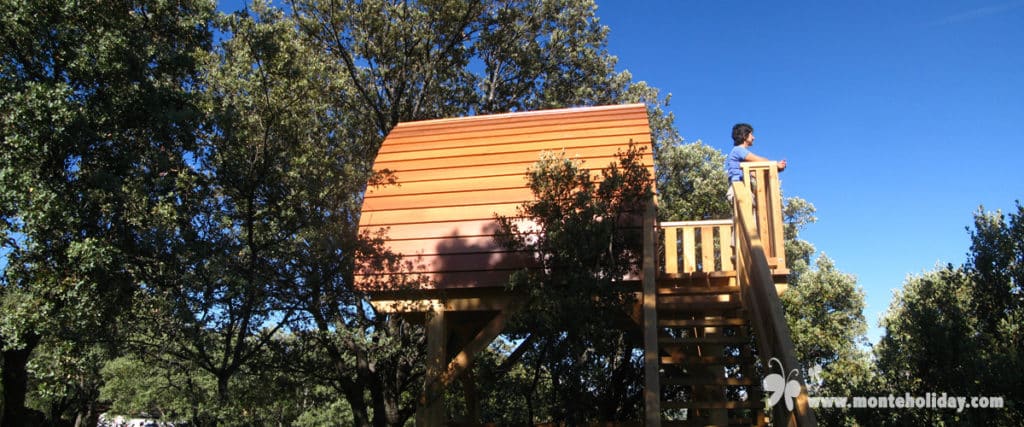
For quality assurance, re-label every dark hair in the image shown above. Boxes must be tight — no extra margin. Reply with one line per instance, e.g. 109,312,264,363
732,123,753,146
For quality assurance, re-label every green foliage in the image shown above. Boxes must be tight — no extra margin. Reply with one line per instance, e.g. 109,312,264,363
873,203,1024,426
99,355,214,422
26,339,109,424
782,196,819,280
1,0,214,424
655,141,731,221
121,3,334,419
773,196,875,426
493,144,651,423
0,0,782,424
292,393,356,427
99,345,340,427
443,338,557,423
496,145,652,324
782,255,872,426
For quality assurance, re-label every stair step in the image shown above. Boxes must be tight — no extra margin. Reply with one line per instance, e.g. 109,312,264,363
663,417,759,427
658,271,737,283
660,355,755,366
662,400,762,410
659,336,749,346
661,376,758,386
659,318,748,327
657,285,740,295
658,294,740,305
658,300,743,312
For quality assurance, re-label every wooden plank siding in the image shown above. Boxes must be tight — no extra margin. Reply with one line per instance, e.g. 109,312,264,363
356,104,654,291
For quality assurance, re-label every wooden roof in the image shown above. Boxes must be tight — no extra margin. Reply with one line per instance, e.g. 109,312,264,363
357,103,654,291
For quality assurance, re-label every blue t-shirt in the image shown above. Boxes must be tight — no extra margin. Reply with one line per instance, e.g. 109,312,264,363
725,146,750,182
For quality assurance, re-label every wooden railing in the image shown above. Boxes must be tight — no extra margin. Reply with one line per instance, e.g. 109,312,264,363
732,167,815,427
660,219,734,274
658,161,787,276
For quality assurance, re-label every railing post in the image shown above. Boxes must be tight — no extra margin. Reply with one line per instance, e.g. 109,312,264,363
739,161,786,271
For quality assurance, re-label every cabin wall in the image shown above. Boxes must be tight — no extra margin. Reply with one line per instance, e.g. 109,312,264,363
356,104,654,291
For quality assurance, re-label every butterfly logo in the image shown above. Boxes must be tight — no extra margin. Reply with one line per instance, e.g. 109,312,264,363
763,357,802,411
807,364,823,385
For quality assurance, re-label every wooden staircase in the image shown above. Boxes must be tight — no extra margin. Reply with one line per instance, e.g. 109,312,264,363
641,162,816,427
655,275,765,426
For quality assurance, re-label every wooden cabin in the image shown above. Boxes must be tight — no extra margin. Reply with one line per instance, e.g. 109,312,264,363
357,104,815,426
357,103,654,293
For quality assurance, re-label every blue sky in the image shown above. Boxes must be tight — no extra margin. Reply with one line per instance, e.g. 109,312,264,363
594,1,1023,342
215,0,1022,343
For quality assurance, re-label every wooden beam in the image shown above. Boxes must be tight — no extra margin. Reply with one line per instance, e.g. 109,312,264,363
417,299,522,421
642,201,661,427
370,294,520,315
438,303,518,387
417,304,446,425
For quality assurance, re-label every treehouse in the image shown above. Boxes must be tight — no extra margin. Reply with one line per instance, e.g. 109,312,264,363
357,104,815,426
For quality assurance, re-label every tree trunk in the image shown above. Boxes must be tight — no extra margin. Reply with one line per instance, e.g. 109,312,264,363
216,373,230,406
339,379,372,427
1,333,41,427
74,399,97,427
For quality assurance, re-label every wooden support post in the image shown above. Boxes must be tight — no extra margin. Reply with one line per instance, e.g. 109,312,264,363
461,369,480,423
417,304,446,426
642,201,661,427
439,305,517,386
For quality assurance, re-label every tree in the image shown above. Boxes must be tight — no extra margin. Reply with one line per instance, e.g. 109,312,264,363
874,203,1024,426
873,266,980,426
654,141,731,221
777,196,873,426
493,145,652,423
782,255,873,426
99,355,216,424
964,204,1023,424
0,0,214,424
25,340,111,426
121,3,374,423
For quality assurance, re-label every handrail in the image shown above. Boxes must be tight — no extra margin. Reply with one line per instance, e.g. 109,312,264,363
732,178,816,426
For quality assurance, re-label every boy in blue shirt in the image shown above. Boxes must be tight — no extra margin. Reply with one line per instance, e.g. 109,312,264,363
726,123,786,201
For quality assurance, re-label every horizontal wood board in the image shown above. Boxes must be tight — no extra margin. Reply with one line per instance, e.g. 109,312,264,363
357,104,654,291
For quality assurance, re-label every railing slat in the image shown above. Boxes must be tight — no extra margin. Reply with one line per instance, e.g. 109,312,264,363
682,227,696,273
720,226,733,271
700,226,715,272
664,227,678,274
